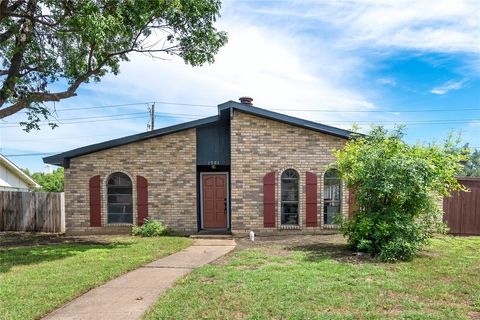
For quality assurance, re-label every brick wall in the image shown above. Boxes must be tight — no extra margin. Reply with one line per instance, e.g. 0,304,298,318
64,129,196,235
230,110,349,235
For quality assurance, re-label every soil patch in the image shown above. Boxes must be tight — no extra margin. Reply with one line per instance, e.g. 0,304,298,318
214,233,374,265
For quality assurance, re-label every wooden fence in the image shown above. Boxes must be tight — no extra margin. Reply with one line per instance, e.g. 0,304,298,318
443,177,480,235
0,191,65,233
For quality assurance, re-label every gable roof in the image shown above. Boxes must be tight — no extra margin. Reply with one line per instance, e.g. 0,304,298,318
0,154,40,189
43,116,219,167
43,101,356,167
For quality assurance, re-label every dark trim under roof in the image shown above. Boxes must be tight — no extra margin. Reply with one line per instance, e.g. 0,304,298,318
44,101,356,167
218,100,355,139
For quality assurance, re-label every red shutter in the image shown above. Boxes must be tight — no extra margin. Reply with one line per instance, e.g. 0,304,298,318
348,188,357,219
306,172,318,227
263,172,276,228
89,175,101,227
137,176,148,226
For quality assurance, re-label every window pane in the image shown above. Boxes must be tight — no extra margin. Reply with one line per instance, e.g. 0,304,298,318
281,202,299,225
108,213,133,224
108,194,132,204
108,205,124,214
108,187,132,195
107,172,132,187
324,184,340,201
281,190,299,201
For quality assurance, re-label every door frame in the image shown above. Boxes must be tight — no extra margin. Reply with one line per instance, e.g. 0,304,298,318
200,172,230,230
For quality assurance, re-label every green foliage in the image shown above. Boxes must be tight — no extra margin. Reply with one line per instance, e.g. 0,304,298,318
335,126,467,262
461,147,480,177
132,219,168,237
0,0,227,129
28,167,64,192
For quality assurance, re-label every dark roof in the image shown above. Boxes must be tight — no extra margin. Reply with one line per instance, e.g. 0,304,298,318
218,100,355,139
44,101,356,167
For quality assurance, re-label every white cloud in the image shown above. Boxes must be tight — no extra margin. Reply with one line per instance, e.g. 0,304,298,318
98,18,376,122
250,0,480,53
430,79,467,94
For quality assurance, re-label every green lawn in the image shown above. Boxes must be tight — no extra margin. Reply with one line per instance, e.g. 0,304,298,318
0,234,191,320
146,235,480,320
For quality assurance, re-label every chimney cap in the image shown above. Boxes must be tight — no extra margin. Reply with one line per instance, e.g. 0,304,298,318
239,96,253,105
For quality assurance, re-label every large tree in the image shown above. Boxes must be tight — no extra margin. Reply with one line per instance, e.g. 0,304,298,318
0,0,227,130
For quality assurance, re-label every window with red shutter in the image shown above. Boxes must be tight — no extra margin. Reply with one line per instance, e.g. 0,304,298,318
306,172,318,227
137,176,148,225
263,172,276,228
89,175,101,227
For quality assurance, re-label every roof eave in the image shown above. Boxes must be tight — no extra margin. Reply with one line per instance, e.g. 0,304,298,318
218,101,356,139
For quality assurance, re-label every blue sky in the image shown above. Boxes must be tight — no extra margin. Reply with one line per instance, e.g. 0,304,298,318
1,0,479,172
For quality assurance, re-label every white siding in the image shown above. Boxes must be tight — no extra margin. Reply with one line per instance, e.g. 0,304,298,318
0,163,31,191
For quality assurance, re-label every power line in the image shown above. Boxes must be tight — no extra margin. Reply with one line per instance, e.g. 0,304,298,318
0,112,205,128
0,114,151,128
2,114,479,129
48,100,480,113
4,152,59,157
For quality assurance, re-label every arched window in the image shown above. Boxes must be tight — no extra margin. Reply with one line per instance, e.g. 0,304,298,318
107,172,133,224
281,169,299,225
324,169,341,225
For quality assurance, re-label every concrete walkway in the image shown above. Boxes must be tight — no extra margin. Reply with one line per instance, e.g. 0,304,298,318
43,239,236,320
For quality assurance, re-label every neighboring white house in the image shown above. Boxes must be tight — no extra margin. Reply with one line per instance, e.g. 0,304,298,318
0,154,40,191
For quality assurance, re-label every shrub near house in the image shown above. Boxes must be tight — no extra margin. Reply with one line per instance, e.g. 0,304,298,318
335,127,467,261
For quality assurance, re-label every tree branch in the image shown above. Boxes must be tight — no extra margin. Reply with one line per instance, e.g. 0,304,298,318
0,24,16,43
0,0,35,107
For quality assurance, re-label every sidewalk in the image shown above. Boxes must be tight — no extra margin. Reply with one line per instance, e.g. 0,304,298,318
43,239,236,320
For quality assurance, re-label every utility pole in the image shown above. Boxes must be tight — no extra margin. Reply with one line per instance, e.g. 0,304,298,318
150,103,155,131
147,103,155,131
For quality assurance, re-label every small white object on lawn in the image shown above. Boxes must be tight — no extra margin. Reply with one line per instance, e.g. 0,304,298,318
249,230,255,242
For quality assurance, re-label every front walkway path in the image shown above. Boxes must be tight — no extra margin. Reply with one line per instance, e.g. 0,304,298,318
43,239,236,320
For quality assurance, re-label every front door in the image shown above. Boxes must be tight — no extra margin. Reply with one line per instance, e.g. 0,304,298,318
202,173,228,229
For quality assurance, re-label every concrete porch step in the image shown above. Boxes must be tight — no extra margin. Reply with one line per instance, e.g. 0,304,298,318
189,233,233,240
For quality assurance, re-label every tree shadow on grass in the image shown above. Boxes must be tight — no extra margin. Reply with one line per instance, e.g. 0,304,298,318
0,239,131,273
287,242,375,264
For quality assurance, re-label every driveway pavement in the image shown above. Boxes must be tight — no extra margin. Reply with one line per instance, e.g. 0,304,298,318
43,239,236,320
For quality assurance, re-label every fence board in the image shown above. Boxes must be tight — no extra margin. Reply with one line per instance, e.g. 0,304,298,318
0,191,64,233
443,178,480,235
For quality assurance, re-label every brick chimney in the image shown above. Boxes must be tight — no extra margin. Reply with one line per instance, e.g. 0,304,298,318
239,96,253,106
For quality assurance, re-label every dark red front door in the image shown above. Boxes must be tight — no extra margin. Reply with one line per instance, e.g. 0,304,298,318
203,174,227,229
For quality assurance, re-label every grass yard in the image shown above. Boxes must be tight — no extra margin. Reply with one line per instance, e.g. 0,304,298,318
146,235,480,320
0,233,191,320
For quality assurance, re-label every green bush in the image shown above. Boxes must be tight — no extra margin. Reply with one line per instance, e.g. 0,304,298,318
132,219,168,237
335,127,466,262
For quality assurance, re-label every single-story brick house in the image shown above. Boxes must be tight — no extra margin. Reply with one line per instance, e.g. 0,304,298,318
44,98,355,235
